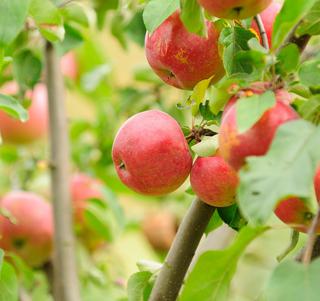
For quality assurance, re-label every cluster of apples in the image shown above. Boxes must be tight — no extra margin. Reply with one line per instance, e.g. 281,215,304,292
113,1,320,234
0,173,104,267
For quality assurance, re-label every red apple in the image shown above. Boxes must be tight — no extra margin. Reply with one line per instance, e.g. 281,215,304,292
142,212,177,252
145,11,224,90
197,0,272,19
61,52,78,80
0,191,53,267
112,110,192,195
314,167,320,202
252,1,281,47
0,82,48,144
190,156,239,207
219,87,299,170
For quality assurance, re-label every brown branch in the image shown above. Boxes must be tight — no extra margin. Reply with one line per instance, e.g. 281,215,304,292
44,42,81,301
254,15,269,50
149,198,215,301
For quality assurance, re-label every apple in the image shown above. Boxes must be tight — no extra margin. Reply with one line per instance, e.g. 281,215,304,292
145,11,224,90
190,156,239,207
314,167,320,202
112,110,192,195
251,1,281,47
61,52,78,80
197,0,272,19
219,86,299,170
0,191,53,267
142,212,177,252
0,82,48,144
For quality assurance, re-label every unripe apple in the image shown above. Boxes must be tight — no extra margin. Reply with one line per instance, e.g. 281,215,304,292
251,1,281,47
142,212,177,252
197,0,272,19
61,52,78,80
0,82,48,144
112,110,192,195
145,11,224,90
219,87,299,170
190,156,239,207
0,191,53,267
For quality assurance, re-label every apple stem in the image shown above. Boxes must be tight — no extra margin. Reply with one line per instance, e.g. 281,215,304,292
149,198,215,301
254,14,269,50
44,42,81,301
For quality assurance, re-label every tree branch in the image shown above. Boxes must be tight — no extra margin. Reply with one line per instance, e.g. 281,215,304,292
44,42,81,301
149,198,215,301
254,14,269,50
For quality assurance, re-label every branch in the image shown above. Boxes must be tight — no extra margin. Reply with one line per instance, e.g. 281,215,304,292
44,42,81,301
149,198,215,301
254,14,269,50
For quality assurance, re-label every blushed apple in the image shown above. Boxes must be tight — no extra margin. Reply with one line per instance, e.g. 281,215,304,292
112,110,192,195
61,51,78,80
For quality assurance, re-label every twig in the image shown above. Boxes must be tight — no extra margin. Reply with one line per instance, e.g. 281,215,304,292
149,198,215,301
58,0,76,8
44,42,81,301
254,15,269,50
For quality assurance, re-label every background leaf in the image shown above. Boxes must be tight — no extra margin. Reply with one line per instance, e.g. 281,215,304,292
127,271,153,301
0,262,19,301
0,94,29,121
180,0,206,36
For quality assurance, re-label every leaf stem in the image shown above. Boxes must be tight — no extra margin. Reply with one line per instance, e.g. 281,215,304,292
254,15,269,50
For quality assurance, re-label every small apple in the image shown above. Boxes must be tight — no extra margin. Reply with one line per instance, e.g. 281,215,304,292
142,212,177,252
145,11,224,90
0,82,48,144
197,0,272,19
0,191,53,267
190,156,239,207
61,52,78,80
112,110,192,195
219,86,299,170
251,1,281,47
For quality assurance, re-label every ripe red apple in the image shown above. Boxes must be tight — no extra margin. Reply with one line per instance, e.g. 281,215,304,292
190,156,239,207
142,212,177,252
0,191,53,267
197,0,272,19
0,82,48,144
145,11,224,90
61,52,78,80
219,87,299,170
314,167,320,202
251,1,281,47
112,110,192,195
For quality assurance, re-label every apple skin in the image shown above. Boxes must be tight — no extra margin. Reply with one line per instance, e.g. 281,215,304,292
314,167,320,202
0,82,48,144
142,212,177,252
219,88,299,170
145,11,224,90
252,1,281,47
61,52,78,80
197,0,272,19
112,110,192,195
0,191,53,267
190,156,239,207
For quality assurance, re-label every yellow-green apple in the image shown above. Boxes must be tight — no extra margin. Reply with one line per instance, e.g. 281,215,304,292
190,155,239,206
219,86,299,170
198,0,272,19
0,191,53,267
145,11,224,90
61,51,78,80
252,1,281,47
142,212,177,251
112,110,192,195
0,82,48,144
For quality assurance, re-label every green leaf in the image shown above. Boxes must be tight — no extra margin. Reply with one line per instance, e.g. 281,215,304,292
13,49,42,89
0,0,30,47
0,262,19,301
191,136,218,157
276,43,300,75
265,259,320,301
127,271,153,301
29,0,65,42
111,13,128,50
60,2,90,27
143,0,179,34
190,76,213,116
205,210,223,235
236,91,276,133
298,59,320,90
125,10,146,47
299,96,320,125
179,226,266,301
296,1,320,37
180,0,206,36
238,120,320,225
272,0,317,50
133,67,163,85
92,0,118,29
0,94,28,121
218,204,247,231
